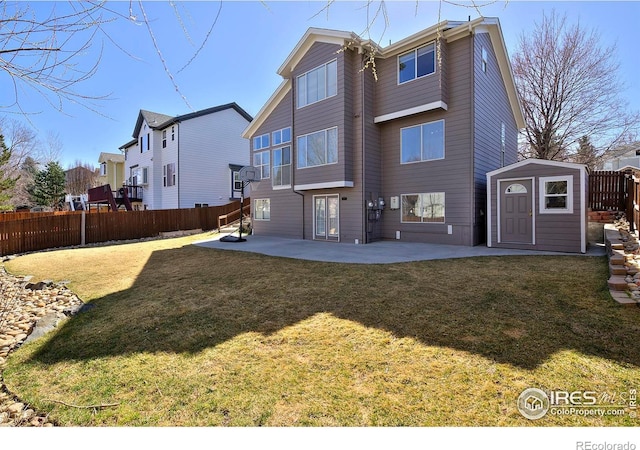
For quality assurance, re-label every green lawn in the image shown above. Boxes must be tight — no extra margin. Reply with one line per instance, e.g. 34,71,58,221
3,234,640,426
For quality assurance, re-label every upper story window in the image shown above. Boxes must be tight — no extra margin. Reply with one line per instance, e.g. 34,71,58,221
163,163,176,187
398,42,435,84
100,162,107,176
140,133,149,153
253,133,270,150
400,119,444,164
272,146,291,188
297,127,338,169
272,127,291,146
482,47,488,73
171,126,175,141
253,150,270,179
500,122,506,167
297,59,337,108
162,130,167,148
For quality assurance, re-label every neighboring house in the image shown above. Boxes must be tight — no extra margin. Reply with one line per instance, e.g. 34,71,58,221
599,143,640,171
243,18,524,245
65,165,100,195
97,152,125,189
119,103,252,210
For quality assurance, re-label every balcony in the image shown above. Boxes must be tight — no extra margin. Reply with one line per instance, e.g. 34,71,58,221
117,185,143,203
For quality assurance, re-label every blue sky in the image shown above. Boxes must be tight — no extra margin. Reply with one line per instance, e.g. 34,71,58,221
4,1,640,168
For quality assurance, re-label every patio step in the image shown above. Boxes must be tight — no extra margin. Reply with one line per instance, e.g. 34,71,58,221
609,263,628,276
608,275,629,291
609,291,640,307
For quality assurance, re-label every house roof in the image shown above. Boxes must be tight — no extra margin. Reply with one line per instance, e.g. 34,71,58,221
98,152,124,163
118,138,138,151
486,158,589,178
131,102,253,139
245,17,524,138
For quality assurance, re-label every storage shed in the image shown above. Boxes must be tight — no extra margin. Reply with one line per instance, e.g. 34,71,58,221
487,159,588,253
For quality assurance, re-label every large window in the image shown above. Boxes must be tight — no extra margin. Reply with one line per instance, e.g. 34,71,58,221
297,60,337,108
254,198,270,221
398,42,435,84
253,133,270,150
272,127,291,146
401,193,445,223
163,163,176,187
253,150,270,179
401,120,444,164
297,127,338,169
272,146,291,188
540,176,573,213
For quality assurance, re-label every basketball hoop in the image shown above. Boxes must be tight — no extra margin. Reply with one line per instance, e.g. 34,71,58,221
220,165,259,243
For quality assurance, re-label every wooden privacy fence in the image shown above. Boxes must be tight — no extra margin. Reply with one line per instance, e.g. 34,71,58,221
588,171,629,211
0,200,247,256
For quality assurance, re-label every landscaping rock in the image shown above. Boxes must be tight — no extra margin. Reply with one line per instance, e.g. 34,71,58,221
0,264,85,427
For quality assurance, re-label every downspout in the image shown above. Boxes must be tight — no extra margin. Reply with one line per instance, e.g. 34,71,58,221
290,77,305,239
361,53,367,243
470,32,476,245
177,122,181,208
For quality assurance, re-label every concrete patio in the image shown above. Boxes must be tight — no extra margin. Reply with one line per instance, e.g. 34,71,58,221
194,234,606,264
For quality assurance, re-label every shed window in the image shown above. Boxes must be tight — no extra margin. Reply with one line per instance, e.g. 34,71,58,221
539,176,573,213
505,183,527,194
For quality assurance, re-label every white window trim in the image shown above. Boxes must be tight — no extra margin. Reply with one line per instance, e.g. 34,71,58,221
253,133,270,151
272,146,292,189
254,198,271,221
400,119,445,165
400,192,446,224
539,175,573,214
481,46,488,73
297,59,338,109
296,126,339,169
272,127,292,146
141,167,149,185
397,41,436,85
253,150,270,180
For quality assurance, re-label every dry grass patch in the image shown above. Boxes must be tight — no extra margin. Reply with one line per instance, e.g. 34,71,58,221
3,239,640,426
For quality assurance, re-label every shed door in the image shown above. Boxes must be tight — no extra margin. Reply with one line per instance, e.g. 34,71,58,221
500,180,533,244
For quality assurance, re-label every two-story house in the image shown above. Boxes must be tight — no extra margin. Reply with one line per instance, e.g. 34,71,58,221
243,17,524,245
120,103,252,210
97,152,125,189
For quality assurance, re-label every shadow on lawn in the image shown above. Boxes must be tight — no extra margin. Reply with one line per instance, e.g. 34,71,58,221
26,245,640,370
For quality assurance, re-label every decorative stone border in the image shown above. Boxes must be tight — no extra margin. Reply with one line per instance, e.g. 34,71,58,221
0,266,85,426
604,218,640,307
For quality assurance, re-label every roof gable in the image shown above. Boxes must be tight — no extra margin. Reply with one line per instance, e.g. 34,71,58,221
132,103,252,138
487,158,588,178
98,152,124,163
248,18,525,139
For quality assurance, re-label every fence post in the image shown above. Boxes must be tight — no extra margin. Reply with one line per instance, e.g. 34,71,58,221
81,210,86,246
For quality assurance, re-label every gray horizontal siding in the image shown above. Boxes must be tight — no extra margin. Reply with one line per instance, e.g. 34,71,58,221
489,164,584,253
473,32,519,244
252,189,304,239
293,42,350,186
379,36,474,246
375,40,447,118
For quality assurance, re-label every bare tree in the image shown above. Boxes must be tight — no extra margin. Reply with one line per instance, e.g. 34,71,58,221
0,1,224,116
512,11,639,162
65,160,99,195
